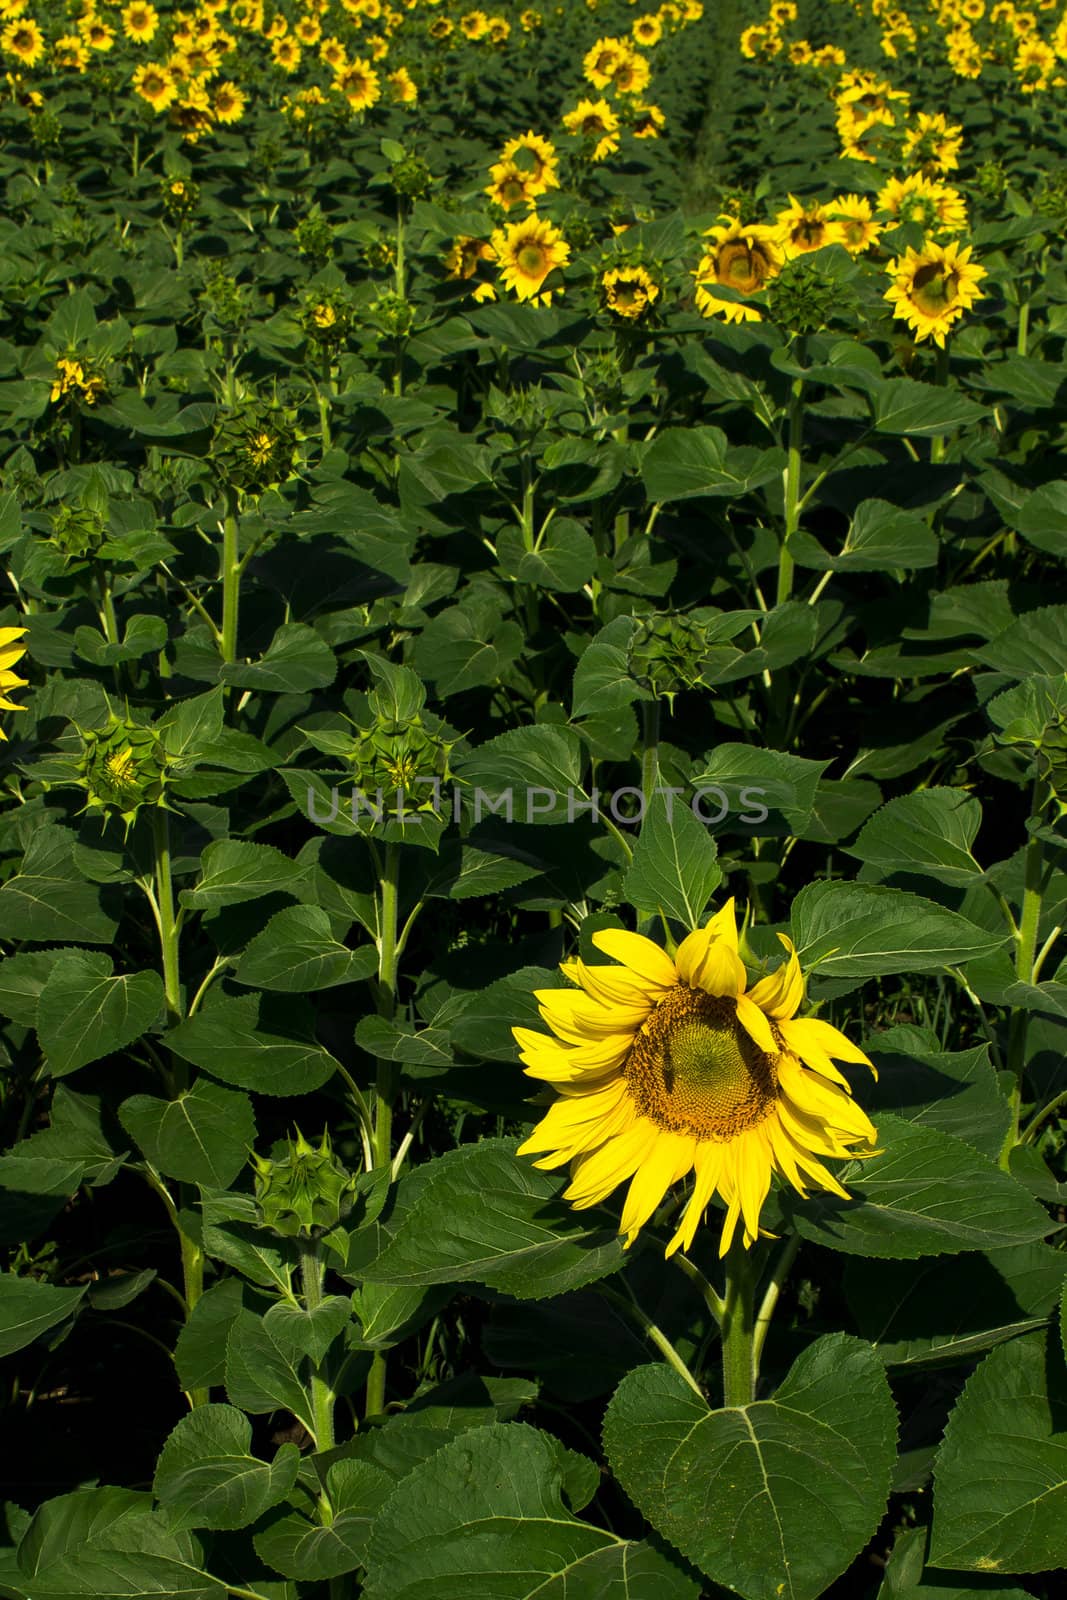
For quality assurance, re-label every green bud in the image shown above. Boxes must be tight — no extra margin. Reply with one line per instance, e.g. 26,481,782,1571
350,712,456,814
293,209,334,262
369,292,415,338
48,501,106,563
76,714,168,828
768,255,847,336
389,153,434,200
213,400,297,494
252,1129,360,1240
628,612,716,705
975,161,1006,201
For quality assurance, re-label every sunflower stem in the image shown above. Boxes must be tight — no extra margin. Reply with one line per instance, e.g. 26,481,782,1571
300,1239,336,1452
640,698,660,805
998,775,1048,1171
366,840,401,1419
776,350,805,607
599,1284,704,1401
721,1237,756,1406
219,485,241,666
930,343,950,464
751,1232,801,1379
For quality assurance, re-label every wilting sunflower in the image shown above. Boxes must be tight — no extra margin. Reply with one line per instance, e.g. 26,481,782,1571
632,102,665,138
515,902,878,1257
561,97,620,162
0,626,28,740
694,217,785,323
902,111,963,176
490,215,571,304
884,238,986,346
830,193,881,254
601,264,660,320
776,195,844,258
444,234,493,280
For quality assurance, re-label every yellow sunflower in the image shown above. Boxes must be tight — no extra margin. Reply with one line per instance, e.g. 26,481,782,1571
459,9,488,40
55,34,90,71
776,195,844,258
612,48,651,95
561,97,620,162
1,17,43,65
490,214,571,304
444,234,493,279
632,14,662,46
0,626,28,740
515,902,878,1257
334,57,380,110
320,35,347,69
387,65,417,103
497,130,559,194
694,217,785,323
133,62,176,109
878,173,968,234
212,79,246,123
901,111,963,176
484,160,538,212
602,264,660,320
884,237,987,346
583,35,627,88
121,2,158,44
830,193,881,254
271,36,301,71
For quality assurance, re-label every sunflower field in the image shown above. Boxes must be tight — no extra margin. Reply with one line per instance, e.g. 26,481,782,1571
1,0,1067,1595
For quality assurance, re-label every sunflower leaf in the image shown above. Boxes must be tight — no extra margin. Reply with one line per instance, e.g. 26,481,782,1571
603,1333,897,1600
623,790,721,930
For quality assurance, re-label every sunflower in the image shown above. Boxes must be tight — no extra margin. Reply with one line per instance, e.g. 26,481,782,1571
1,17,43,65
902,111,963,175
1015,36,1056,88
830,193,881,254
295,15,322,46
601,264,660,320
694,217,785,323
320,34,346,69
788,39,813,63
334,57,380,110
0,626,28,740
459,9,488,40
612,48,651,95
271,36,301,71
776,195,844,258
884,237,986,346
878,173,968,234
55,34,90,71
428,17,453,39
632,102,665,137
583,36,628,88
561,97,620,162
387,66,417,102
490,214,571,304
514,902,878,1257
80,19,115,52
632,14,662,46
498,130,559,193
484,160,538,212
519,8,541,30
133,61,176,109
212,79,246,123
121,2,158,43
444,234,493,279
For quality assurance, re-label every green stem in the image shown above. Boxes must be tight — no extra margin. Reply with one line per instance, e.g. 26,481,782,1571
612,420,630,551
220,485,240,665
751,1233,800,1379
721,1236,756,1407
776,354,805,607
640,698,660,806
153,809,182,1028
1017,298,1030,357
930,343,950,464
301,1240,336,1452
599,1285,704,1400
998,777,1047,1170
96,570,120,646
365,841,401,1419
318,351,332,453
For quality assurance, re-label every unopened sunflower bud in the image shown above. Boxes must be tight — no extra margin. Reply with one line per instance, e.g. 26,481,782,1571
252,1129,360,1239
76,714,168,827
350,713,455,814
388,153,433,200
628,612,715,703
369,291,415,338
213,402,297,494
768,256,847,335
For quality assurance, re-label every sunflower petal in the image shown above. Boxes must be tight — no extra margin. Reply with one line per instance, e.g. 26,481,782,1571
746,936,804,1020
591,928,677,990
780,1016,877,1078
736,992,776,1054
619,1132,696,1246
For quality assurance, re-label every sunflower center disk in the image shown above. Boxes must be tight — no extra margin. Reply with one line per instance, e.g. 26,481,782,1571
624,987,779,1141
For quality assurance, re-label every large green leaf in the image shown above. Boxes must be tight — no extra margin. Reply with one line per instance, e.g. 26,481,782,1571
361,1139,625,1299
224,1307,314,1435
870,378,989,436
791,881,1003,978
253,1459,394,1580
36,954,164,1077
219,622,336,692
362,1422,698,1600
604,1334,897,1600
930,1329,1067,1573
847,789,984,886
234,904,376,991
166,992,339,1096
0,1275,86,1357
622,790,721,929
153,1405,300,1532
0,828,118,944
640,425,728,500
119,1080,256,1188
179,839,306,911
786,1115,1052,1258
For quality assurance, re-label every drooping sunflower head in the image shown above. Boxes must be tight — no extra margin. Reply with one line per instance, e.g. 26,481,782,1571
514,901,878,1257
694,217,785,323
490,215,571,304
884,237,987,347
498,130,559,191
561,97,620,162
444,233,493,280
878,173,968,235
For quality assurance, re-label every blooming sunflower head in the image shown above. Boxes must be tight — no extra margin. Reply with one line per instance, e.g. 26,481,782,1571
583,34,627,88
601,263,660,321
693,217,785,323
490,215,571,304
484,159,538,212
514,901,878,1257
498,130,559,192
884,237,987,347
776,195,844,258
561,97,620,162
829,193,881,254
